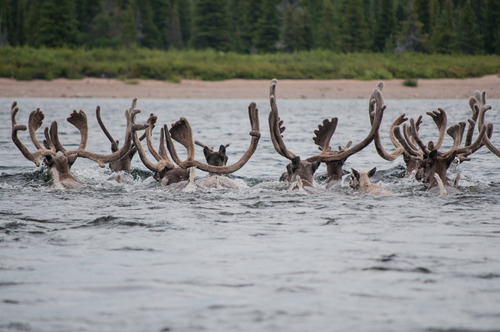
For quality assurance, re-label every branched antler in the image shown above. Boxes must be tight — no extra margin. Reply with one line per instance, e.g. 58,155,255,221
166,102,260,175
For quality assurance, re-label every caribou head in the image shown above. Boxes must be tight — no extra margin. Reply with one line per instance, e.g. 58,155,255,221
349,167,391,196
10,101,144,189
269,78,385,190
195,141,230,168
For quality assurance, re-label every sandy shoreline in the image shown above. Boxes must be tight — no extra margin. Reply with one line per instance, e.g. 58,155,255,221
0,75,499,99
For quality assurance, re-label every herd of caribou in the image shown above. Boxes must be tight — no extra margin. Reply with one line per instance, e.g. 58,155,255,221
10,79,500,195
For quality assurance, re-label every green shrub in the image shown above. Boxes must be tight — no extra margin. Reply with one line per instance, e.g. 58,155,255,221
0,47,499,81
403,79,418,87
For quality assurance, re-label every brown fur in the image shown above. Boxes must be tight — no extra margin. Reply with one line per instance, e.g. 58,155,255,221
349,168,391,196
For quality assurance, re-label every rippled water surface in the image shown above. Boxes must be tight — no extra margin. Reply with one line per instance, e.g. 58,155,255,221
1,97,500,332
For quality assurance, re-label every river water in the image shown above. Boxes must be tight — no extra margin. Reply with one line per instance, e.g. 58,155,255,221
1,96,500,332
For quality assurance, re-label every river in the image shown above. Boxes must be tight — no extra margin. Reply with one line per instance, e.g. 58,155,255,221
1,97,500,332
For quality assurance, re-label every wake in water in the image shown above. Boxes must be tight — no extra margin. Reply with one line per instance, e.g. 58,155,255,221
0,162,491,199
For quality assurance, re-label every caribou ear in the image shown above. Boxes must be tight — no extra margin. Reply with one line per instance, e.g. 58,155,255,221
311,161,320,174
429,150,438,161
218,144,226,155
291,156,301,170
203,146,210,158
351,168,360,181
368,167,377,178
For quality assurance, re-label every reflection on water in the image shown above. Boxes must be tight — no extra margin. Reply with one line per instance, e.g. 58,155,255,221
1,97,500,332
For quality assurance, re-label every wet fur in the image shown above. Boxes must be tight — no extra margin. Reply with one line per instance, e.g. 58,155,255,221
350,167,391,196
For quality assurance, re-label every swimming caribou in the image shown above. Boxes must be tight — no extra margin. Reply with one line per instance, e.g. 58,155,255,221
10,100,147,189
370,82,448,179
268,78,385,192
349,168,391,196
131,102,261,190
9,83,498,195
390,92,489,194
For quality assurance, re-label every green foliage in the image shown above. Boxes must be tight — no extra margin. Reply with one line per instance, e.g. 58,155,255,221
1,47,499,81
190,0,231,51
403,78,418,87
282,4,313,52
373,0,395,52
1,0,499,55
317,0,338,51
395,0,426,53
255,0,280,53
485,0,500,54
430,0,456,53
338,0,371,52
28,0,78,47
456,0,483,54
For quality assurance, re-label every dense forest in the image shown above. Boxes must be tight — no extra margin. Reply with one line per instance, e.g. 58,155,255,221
1,0,499,55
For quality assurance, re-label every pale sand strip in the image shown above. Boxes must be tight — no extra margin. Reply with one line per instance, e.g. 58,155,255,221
0,75,499,99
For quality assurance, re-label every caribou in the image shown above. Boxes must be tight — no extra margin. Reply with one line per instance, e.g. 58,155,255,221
268,78,385,191
349,168,391,196
95,100,152,182
370,82,448,179
131,102,261,190
390,92,489,195
129,112,190,187
10,100,146,189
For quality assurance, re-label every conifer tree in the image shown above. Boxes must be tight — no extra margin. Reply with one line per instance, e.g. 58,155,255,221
75,0,101,44
15,0,27,45
281,4,313,52
121,0,138,47
485,0,500,54
29,0,77,47
395,0,426,53
167,3,183,49
137,0,163,48
299,0,324,47
190,0,231,51
255,0,280,53
456,0,482,54
429,0,440,31
177,0,192,47
338,0,371,52
149,0,170,48
430,0,456,53
373,0,395,52
0,0,14,46
238,0,263,53
317,0,338,51
415,0,430,34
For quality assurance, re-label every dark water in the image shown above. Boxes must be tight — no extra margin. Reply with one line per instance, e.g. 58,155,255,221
1,97,500,332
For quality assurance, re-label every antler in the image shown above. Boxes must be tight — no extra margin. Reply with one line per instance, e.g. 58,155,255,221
469,90,499,157
166,102,261,174
307,88,385,163
369,82,407,161
74,98,146,166
96,106,120,152
426,108,447,149
313,118,338,152
11,102,56,167
268,79,297,160
131,112,175,173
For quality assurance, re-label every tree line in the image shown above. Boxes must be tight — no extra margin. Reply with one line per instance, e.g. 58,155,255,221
1,0,499,55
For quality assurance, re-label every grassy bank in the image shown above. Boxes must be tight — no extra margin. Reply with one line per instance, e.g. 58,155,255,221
1,46,499,81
